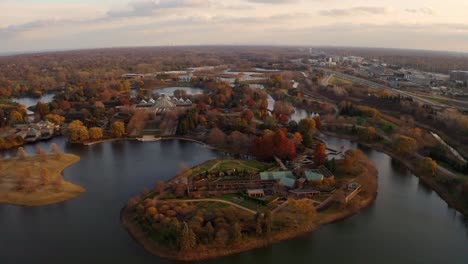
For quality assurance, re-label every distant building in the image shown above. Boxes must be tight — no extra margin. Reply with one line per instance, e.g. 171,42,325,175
450,70,468,82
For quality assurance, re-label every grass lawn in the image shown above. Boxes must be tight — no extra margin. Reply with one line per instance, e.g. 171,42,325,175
221,194,266,211
330,76,353,86
192,160,275,176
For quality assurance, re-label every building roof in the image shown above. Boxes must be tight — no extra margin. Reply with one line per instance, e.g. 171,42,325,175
247,189,264,195
260,171,296,188
154,94,175,108
305,171,324,181
307,166,334,179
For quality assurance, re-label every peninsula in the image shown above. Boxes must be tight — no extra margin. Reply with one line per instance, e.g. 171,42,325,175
0,146,84,206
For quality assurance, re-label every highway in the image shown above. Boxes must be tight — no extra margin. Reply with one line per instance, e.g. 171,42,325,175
319,68,444,108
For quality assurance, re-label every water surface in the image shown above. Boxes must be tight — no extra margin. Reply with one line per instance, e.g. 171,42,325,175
0,136,467,264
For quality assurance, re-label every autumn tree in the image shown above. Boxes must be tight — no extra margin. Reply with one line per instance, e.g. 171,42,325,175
207,128,226,147
40,168,50,186
50,143,62,159
293,132,303,146
127,111,148,136
241,109,254,123
17,147,27,159
227,131,251,154
298,118,316,135
359,127,377,141
313,143,327,166
16,168,30,191
232,222,243,243
420,157,438,177
179,222,197,251
111,121,126,138
298,118,316,147
9,110,23,125
45,114,65,125
36,146,48,161
89,127,103,141
393,135,418,155
35,102,50,119
68,120,89,143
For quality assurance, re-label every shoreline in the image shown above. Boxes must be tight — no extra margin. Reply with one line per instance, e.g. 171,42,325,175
322,130,468,217
121,193,377,262
0,154,85,206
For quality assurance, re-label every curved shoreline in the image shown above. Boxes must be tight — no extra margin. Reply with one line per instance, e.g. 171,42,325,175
322,130,468,217
121,190,377,262
0,154,85,207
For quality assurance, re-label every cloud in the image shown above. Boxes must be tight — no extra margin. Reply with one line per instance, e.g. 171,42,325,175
245,0,300,4
319,6,390,17
107,0,211,18
405,7,435,15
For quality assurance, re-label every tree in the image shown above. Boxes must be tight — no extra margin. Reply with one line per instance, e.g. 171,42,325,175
232,222,243,243
45,114,65,125
241,109,254,123
127,111,148,136
227,131,250,154
207,128,226,147
89,127,103,141
314,143,327,166
50,143,62,159
40,168,50,186
255,212,263,236
420,157,438,177
9,110,23,125
264,210,272,236
111,121,126,138
17,147,27,159
179,222,197,251
359,127,377,141
68,121,89,143
35,102,49,119
16,168,31,191
36,146,48,161
293,132,303,146
298,118,316,135
393,135,418,155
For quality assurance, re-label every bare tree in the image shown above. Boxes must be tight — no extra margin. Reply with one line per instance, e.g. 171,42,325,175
36,146,48,161
50,143,62,160
17,147,27,160
40,168,50,186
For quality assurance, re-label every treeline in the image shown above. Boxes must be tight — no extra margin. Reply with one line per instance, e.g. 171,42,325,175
0,46,304,98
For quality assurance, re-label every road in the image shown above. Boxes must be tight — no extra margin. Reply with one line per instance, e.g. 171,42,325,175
319,69,444,108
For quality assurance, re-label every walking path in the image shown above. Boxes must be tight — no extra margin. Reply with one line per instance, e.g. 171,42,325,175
166,198,257,214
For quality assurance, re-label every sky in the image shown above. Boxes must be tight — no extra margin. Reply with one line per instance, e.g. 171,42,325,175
1,0,468,53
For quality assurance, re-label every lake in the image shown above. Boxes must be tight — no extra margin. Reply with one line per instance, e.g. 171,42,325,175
152,87,204,96
0,135,467,264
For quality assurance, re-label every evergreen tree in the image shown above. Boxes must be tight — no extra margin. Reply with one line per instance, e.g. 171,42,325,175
180,222,197,251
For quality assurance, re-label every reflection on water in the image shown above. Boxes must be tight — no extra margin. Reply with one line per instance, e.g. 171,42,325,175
0,136,467,264
152,87,203,96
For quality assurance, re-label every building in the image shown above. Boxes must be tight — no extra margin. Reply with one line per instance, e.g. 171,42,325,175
247,189,265,198
305,171,324,182
304,166,335,182
450,70,468,82
260,171,296,188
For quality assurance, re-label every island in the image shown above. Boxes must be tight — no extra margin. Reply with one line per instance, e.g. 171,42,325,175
0,145,84,206
122,150,377,261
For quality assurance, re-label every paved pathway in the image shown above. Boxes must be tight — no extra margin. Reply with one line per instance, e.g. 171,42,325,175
166,198,257,214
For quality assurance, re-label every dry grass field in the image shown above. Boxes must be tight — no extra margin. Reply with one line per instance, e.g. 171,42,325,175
0,154,84,206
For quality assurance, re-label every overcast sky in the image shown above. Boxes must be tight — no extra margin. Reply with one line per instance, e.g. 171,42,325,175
1,0,468,53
